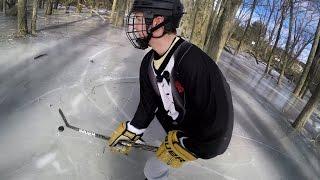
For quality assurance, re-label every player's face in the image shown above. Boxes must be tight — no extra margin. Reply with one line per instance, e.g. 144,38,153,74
132,12,148,38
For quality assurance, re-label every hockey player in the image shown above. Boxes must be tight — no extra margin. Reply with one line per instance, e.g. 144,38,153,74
108,0,234,179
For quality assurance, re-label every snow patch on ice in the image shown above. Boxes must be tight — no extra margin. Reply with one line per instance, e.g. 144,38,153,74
71,93,85,112
88,46,114,60
95,76,139,83
104,85,130,121
36,152,56,168
52,161,68,174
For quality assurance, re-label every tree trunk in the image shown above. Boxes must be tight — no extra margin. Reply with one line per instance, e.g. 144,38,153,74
199,0,214,48
2,0,5,13
31,0,39,35
190,0,214,49
111,0,126,27
299,40,320,99
263,2,280,61
17,0,27,36
292,81,320,130
263,0,275,40
111,0,117,21
53,0,59,9
234,0,258,55
206,0,242,62
38,0,42,9
188,1,200,41
204,0,223,46
293,19,320,96
277,0,294,85
76,0,82,13
286,39,312,72
41,0,44,9
205,0,227,50
235,2,244,20
180,0,194,40
189,0,200,42
125,0,133,14
45,0,53,15
210,0,227,36
265,1,287,74
65,0,70,13
299,79,308,98
253,8,270,57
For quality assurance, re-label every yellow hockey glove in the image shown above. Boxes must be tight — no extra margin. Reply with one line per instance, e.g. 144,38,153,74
108,121,142,155
156,130,197,168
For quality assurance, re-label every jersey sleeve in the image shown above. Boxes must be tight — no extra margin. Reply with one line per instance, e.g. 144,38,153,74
130,51,158,129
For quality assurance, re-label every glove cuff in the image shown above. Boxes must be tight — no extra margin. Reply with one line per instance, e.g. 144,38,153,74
168,131,197,161
127,121,146,134
108,121,142,146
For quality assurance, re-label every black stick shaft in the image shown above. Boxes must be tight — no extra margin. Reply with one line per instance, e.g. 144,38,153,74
58,108,158,152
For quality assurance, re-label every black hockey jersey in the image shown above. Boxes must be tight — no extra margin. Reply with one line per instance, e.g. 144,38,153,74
130,38,234,159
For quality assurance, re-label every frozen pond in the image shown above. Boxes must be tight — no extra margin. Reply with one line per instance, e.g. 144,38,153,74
0,10,319,180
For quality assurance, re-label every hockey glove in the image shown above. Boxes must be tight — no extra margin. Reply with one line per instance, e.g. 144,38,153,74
156,130,197,168
108,121,142,155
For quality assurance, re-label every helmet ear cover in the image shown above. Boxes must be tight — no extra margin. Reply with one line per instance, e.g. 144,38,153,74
163,17,176,33
147,15,176,34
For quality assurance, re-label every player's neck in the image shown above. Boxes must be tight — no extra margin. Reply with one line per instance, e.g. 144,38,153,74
149,34,176,56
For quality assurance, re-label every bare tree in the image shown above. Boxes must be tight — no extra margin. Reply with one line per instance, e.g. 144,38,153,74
206,0,243,62
64,0,71,13
209,0,227,39
76,0,82,13
125,0,133,14
265,0,288,74
17,0,27,36
204,0,225,45
53,0,59,9
45,0,53,15
111,0,126,27
190,0,215,49
38,0,43,9
189,0,201,43
292,79,320,130
263,0,276,40
180,0,195,40
234,0,258,55
251,0,273,58
42,0,45,9
294,18,320,96
263,0,281,60
299,41,320,98
286,35,313,73
2,0,5,13
31,0,39,35
284,5,314,74
277,0,294,85
236,1,247,21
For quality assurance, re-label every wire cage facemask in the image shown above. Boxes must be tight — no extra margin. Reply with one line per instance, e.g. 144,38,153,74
125,12,153,50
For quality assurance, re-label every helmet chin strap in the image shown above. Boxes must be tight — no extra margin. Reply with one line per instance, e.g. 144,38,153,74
136,20,169,50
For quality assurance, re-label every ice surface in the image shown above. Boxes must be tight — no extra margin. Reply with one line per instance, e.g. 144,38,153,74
0,10,319,180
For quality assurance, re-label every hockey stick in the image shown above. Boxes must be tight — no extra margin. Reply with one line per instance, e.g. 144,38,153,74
58,108,158,152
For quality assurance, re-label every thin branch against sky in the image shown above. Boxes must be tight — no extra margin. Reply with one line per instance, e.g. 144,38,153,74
235,0,319,62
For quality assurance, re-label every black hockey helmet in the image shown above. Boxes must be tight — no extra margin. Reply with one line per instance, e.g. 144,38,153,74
126,0,184,50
